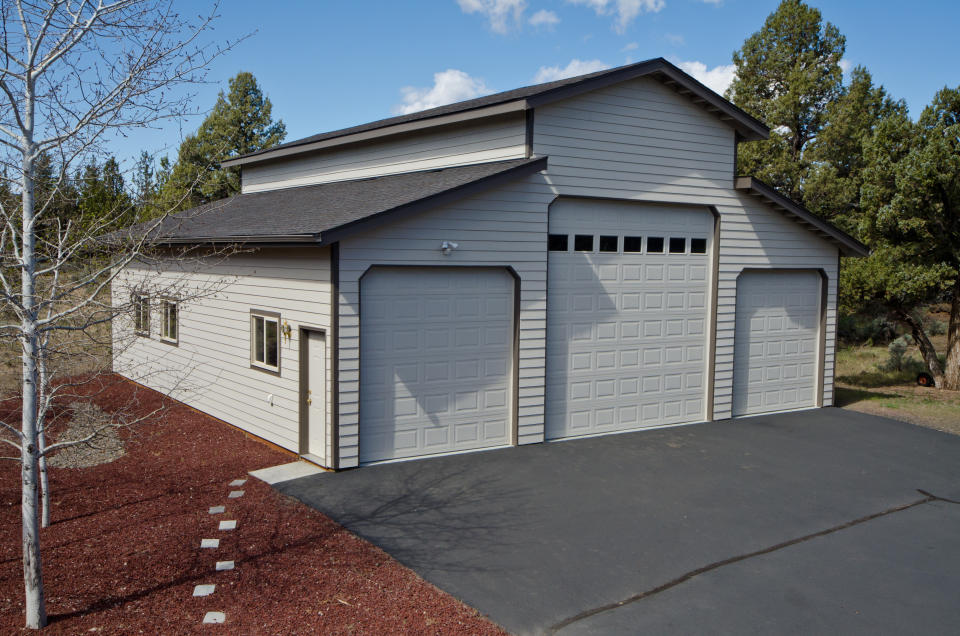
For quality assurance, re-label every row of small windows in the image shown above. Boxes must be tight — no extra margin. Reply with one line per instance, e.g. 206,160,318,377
548,234,707,255
132,294,280,374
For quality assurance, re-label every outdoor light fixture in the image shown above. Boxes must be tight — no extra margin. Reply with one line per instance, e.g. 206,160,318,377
440,240,459,255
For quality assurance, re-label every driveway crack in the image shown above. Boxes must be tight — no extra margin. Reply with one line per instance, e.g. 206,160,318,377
549,490,956,634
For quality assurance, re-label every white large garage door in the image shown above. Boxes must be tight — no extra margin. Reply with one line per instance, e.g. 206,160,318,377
733,270,821,416
360,267,514,463
546,199,713,440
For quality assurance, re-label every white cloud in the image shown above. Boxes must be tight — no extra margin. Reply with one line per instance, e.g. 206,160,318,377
567,0,665,34
701,0,723,4
529,8,560,28
839,58,852,73
457,0,527,34
534,58,610,83
676,60,736,95
393,69,492,115
664,32,684,45
621,41,639,52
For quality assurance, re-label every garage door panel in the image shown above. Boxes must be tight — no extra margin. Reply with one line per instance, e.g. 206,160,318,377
733,270,820,416
546,200,712,440
360,267,514,463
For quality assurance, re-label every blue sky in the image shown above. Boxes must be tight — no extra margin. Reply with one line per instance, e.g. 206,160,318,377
108,0,960,168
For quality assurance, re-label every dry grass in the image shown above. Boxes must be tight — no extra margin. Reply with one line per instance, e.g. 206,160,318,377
835,339,960,436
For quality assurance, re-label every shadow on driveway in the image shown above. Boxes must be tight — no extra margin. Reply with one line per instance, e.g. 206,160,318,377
273,409,960,635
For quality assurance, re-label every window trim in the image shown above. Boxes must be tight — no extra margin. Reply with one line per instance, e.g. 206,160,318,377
159,298,178,345
250,309,282,375
132,293,150,337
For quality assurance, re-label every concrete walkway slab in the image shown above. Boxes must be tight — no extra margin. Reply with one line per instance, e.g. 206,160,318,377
273,409,960,636
250,460,327,485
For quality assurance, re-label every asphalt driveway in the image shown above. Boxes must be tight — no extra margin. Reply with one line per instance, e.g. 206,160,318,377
273,409,960,635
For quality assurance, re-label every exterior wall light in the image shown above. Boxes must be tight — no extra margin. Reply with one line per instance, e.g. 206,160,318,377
440,240,459,255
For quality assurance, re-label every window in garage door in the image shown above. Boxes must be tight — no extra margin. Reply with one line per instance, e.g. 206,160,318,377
546,199,714,440
732,270,822,416
359,267,515,463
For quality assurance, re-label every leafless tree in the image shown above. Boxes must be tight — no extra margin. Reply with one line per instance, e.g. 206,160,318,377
0,1,243,628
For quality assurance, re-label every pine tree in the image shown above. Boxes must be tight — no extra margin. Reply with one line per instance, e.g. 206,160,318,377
76,157,132,232
160,72,285,211
727,0,845,203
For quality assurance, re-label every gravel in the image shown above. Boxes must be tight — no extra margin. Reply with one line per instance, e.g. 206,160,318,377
47,401,125,469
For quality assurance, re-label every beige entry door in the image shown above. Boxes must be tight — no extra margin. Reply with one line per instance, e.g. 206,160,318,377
305,330,326,463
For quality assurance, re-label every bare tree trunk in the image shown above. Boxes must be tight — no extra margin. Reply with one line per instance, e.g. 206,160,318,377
899,310,945,388
943,277,960,391
37,354,51,528
21,133,47,627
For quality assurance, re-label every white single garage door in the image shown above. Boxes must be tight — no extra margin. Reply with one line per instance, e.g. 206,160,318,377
360,267,514,463
546,199,713,440
732,270,821,416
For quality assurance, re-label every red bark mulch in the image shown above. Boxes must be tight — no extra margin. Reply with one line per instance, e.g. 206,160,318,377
0,376,506,634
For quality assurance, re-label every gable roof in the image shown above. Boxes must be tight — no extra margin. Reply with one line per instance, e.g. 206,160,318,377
734,176,869,257
143,157,547,246
222,57,769,168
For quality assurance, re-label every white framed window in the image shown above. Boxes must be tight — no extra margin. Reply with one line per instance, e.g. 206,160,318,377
250,310,280,373
160,299,178,344
132,294,150,336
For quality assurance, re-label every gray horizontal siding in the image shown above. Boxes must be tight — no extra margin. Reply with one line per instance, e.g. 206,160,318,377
533,75,840,421
112,247,332,456
243,115,527,193
335,173,554,468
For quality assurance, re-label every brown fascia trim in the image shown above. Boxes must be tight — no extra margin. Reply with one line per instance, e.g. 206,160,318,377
316,156,549,245
733,176,869,257
221,101,529,168
329,242,340,471
155,234,317,245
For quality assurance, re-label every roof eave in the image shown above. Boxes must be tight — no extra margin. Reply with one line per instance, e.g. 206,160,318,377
153,234,319,246
526,58,768,142
225,58,769,169
317,155,549,245
734,176,869,257
222,100,529,168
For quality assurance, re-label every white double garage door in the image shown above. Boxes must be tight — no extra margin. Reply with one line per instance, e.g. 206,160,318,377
359,200,823,463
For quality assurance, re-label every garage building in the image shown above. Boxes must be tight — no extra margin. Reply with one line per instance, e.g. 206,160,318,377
113,58,867,469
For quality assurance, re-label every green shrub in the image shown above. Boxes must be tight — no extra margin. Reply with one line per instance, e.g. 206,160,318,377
838,314,900,345
882,335,913,372
926,319,947,336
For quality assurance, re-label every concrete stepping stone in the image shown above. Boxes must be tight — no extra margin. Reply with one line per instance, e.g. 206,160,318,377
193,584,216,597
200,538,219,549
229,479,247,487
228,490,244,499
208,505,225,514
218,520,237,531
203,611,226,624
215,560,234,571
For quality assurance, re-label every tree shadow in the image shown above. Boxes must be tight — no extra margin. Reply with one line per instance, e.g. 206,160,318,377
834,386,901,407
274,459,538,575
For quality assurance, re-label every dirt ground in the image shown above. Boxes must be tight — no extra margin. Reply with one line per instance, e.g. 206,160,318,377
835,331,960,437
0,376,505,634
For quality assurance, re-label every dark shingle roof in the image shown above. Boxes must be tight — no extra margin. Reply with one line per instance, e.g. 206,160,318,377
146,157,547,245
225,58,768,167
